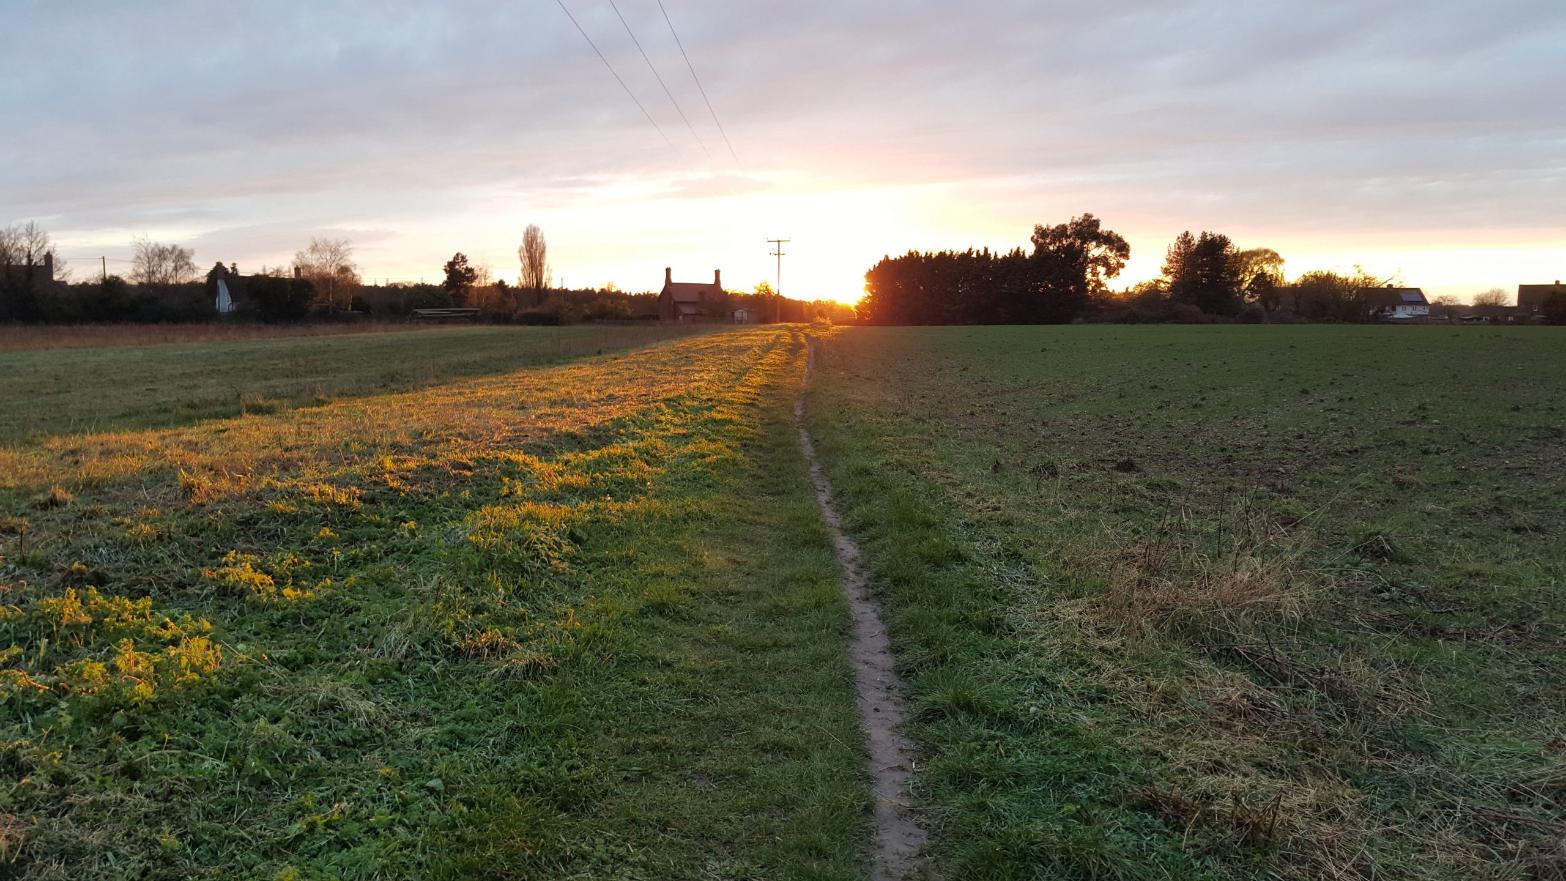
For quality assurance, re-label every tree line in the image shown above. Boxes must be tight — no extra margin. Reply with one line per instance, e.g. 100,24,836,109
857,216,1565,325
1,220,842,325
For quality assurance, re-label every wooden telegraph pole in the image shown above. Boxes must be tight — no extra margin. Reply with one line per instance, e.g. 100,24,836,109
767,238,789,323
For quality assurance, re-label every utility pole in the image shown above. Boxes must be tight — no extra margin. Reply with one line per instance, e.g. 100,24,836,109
767,238,789,323
101,257,107,282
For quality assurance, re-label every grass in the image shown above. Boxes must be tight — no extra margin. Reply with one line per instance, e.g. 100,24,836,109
0,326,868,879
0,324,713,443
0,321,443,353
805,325,1566,880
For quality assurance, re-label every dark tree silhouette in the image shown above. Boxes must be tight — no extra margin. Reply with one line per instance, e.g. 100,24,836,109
443,252,478,305
857,216,1130,325
1164,230,1244,316
1541,292,1566,325
1029,213,1130,322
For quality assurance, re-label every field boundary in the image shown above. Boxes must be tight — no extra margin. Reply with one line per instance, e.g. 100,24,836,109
797,337,933,881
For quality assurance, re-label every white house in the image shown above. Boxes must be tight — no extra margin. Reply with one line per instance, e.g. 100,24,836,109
1362,286,1430,320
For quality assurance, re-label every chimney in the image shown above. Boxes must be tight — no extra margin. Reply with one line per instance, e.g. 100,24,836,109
714,268,722,289
43,252,53,280
665,267,672,287
293,266,301,279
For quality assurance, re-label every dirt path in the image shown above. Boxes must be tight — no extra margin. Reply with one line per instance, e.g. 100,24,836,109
796,339,933,881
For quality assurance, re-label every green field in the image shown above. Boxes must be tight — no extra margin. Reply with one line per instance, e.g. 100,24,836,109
2,323,1562,879
0,324,709,444
807,326,1565,880
0,327,866,879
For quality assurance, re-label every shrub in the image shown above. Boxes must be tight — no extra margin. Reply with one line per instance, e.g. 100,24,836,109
1543,292,1566,326
248,276,315,322
1170,303,1208,324
1237,304,1266,324
517,309,562,326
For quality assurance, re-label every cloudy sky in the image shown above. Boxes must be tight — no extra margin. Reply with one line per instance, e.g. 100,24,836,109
4,0,1563,302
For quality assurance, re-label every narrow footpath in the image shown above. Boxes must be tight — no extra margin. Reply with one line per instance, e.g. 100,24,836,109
796,338,934,881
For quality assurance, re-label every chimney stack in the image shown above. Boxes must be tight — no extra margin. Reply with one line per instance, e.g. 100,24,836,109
665,267,672,287
294,266,301,280
43,252,53,280
714,268,722,289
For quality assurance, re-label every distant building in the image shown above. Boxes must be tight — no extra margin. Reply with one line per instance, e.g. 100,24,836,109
658,268,726,322
1360,286,1430,320
206,262,240,314
0,253,58,318
1518,281,1563,313
0,252,55,290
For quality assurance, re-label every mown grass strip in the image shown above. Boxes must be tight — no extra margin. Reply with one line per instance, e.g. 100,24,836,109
1,327,867,880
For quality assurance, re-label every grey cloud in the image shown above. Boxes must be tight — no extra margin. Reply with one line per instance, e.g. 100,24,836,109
3,0,1563,275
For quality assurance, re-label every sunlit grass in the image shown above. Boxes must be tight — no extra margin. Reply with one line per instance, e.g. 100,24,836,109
0,326,867,880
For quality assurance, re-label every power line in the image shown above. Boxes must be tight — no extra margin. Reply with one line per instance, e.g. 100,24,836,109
607,0,709,159
656,0,739,164
554,0,672,147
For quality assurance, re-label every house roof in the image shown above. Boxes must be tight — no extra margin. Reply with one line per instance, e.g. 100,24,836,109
1360,287,1428,307
664,281,720,303
1518,283,1564,309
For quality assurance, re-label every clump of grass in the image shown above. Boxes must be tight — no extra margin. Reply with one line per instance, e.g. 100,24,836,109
1087,505,1312,643
30,486,71,509
451,626,520,659
1351,529,1412,563
202,551,323,602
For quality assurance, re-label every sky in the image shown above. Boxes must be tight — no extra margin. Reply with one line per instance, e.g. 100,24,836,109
3,0,1563,304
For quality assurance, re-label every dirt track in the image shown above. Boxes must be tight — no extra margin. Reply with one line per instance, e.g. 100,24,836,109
796,338,933,881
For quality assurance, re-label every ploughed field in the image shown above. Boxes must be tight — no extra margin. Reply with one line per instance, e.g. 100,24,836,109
0,326,868,880
807,325,1565,880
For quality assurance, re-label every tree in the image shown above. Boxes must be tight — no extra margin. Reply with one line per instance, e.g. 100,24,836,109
0,222,57,320
1429,295,1463,319
1543,292,1566,325
249,275,316,322
1029,213,1130,321
1289,269,1388,322
1233,248,1284,290
130,237,197,287
1472,288,1509,308
293,237,359,311
519,224,550,306
443,252,478,305
0,221,53,268
1164,230,1244,316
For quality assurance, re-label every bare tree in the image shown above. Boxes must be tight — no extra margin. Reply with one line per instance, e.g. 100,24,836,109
0,222,56,267
518,224,550,306
293,237,360,311
130,237,198,287
1472,288,1509,308
0,222,59,319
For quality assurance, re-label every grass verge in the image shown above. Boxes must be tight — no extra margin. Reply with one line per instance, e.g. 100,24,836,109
0,326,867,879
